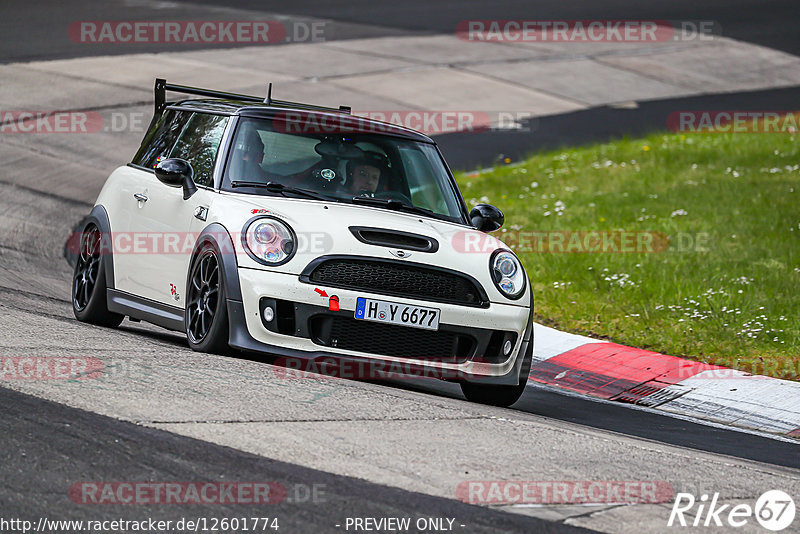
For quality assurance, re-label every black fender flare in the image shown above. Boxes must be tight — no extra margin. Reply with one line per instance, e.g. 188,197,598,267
188,223,243,302
520,281,535,378
188,223,244,343
68,205,116,290
459,281,534,386
506,286,535,386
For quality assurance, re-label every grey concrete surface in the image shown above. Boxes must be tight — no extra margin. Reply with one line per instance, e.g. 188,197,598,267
4,32,800,137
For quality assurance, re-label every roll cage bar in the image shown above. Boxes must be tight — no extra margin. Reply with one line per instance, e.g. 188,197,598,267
153,78,352,115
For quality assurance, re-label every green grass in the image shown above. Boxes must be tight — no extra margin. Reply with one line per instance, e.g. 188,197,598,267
456,130,800,379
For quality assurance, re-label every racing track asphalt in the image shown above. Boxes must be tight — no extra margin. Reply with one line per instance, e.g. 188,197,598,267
3,0,799,63
436,84,800,169
0,386,590,534
396,379,800,470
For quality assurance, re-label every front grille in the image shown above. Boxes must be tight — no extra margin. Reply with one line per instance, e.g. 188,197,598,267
309,315,476,363
305,258,486,307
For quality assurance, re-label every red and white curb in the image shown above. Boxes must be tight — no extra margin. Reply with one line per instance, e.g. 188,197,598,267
530,324,800,438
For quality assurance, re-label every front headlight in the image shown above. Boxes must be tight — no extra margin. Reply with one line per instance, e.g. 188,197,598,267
490,250,526,300
242,216,296,266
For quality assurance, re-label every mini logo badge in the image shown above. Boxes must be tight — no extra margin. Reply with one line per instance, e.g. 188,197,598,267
390,250,412,259
320,169,336,181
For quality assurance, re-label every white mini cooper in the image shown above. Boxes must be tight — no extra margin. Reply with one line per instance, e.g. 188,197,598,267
72,79,533,406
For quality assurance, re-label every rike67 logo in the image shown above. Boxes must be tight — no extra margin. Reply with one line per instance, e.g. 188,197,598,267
669,490,795,531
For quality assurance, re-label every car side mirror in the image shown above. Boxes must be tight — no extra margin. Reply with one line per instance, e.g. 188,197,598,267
470,204,504,232
155,158,198,200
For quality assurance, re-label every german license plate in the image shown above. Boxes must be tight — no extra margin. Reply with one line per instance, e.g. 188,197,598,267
355,297,440,331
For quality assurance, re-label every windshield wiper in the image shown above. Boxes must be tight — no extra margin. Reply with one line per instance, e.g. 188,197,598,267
230,181,335,201
351,196,435,217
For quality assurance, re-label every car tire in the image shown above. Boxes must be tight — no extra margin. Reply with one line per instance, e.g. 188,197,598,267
72,223,124,328
186,245,230,354
460,337,533,407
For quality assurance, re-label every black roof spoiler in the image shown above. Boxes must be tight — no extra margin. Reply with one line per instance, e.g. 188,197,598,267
154,78,351,115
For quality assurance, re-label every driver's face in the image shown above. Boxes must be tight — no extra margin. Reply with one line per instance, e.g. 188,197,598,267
351,164,381,192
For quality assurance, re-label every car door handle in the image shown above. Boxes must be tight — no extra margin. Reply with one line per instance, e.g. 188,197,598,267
133,192,149,202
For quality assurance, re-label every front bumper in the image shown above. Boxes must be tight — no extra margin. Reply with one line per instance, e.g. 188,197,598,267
227,267,533,384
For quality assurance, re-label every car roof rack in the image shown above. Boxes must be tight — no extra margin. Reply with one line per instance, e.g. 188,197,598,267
154,78,351,115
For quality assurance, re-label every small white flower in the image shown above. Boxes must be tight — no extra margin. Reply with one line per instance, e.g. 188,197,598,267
671,209,688,217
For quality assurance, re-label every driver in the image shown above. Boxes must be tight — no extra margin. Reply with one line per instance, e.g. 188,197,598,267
232,126,267,181
346,152,389,195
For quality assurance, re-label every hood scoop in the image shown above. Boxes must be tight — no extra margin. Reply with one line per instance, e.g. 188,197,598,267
349,226,439,253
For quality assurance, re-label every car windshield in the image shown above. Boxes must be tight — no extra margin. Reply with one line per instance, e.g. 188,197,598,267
221,116,466,223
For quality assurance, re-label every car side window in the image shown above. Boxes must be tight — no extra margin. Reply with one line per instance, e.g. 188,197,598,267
399,147,450,214
131,109,190,169
169,112,229,187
